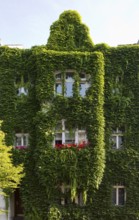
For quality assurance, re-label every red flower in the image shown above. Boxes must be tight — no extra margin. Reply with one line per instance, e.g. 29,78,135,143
15,145,27,150
55,142,89,150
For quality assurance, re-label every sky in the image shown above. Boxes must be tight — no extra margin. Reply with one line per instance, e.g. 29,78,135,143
0,0,139,48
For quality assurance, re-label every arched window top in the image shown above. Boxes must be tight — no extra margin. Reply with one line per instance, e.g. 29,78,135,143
80,73,86,81
65,72,74,82
55,70,74,78
55,73,62,80
55,70,87,80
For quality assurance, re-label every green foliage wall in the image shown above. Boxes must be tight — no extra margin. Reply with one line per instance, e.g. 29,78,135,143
20,49,105,220
47,10,94,51
0,47,22,144
1,10,139,220
20,45,139,220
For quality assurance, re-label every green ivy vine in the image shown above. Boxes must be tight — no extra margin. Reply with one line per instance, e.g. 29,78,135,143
0,10,139,220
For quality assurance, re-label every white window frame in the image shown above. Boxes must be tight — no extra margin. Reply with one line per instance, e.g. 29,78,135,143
111,128,124,149
15,133,29,147
112,185,126,206
54,120,87,147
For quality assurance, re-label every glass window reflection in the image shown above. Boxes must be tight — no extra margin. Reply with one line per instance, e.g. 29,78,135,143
56,83,62,94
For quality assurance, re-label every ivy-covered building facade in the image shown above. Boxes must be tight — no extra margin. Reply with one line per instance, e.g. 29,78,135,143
1,10,139,220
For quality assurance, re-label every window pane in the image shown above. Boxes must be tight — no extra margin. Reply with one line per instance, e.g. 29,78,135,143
23,135,27,146
80,83,90,97
55,122,62,131
66,72,73,81
112,136,116,149
78,131,86,143
55,133,62,146
65,132,75,144
86,83,90,90
15,137,22,146
56,73,61,80
80,83,86,97
65,82,73,97
55,140,62,145
55,133,62,140
56,83,62,94
18,87,28,95
80,73,86,80
65,72,74,97
118,188,125,205
112,188,116,205
118,136,123,148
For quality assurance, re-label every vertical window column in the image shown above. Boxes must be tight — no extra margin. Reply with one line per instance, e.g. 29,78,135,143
79,73,90,97
65,72,74,97
111,128,124,149
55,73,62,95
75,129,87,144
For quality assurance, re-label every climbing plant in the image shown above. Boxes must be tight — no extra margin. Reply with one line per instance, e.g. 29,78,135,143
47,10,94,51
0,10,139,220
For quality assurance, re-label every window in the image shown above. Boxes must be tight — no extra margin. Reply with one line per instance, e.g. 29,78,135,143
55,71,90,97
55,120,75,145
112,185,126,206
16,75,28,96
54,120,87,147
79,83,90,97
17,87,28,96
55,73,62,95
65,72,74,97
55,71,74,97
112,76,122,94
55,83,62,95
15,133,29,147
111,128,124,149
79,73,90,97
60,185,84,206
